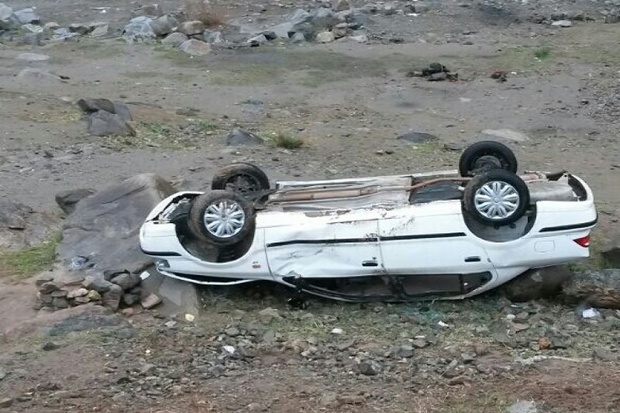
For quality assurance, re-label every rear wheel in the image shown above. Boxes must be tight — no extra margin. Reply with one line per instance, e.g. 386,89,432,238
463,169,529,226
459,140,518,177
188,190,255,246
211,162,270,198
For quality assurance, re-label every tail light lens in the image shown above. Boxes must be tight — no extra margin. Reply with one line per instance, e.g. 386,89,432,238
573,235,590,248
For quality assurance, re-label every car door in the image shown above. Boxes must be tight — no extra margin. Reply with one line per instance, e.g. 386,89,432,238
378,204,493,277
264,209,386,280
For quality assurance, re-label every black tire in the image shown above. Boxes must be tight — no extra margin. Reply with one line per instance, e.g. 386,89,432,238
463,169,529,226
459,140,518,177
188,190,256,246
211,162,270,197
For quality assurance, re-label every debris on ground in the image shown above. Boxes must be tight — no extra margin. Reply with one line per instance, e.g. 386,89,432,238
406,62,459,81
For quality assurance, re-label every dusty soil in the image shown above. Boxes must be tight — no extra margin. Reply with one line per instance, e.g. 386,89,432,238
1,0,620,411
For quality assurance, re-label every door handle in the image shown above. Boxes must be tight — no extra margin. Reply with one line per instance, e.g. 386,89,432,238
362,259,378,267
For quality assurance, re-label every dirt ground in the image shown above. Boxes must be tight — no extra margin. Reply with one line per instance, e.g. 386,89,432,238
1,0,620,411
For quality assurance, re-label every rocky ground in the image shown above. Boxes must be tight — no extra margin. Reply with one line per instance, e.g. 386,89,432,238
1,0,620,411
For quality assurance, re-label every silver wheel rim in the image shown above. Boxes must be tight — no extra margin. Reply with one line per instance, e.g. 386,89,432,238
474,180,520,220
203,200,245,238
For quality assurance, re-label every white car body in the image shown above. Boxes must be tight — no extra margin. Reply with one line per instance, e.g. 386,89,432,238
139,169,597,302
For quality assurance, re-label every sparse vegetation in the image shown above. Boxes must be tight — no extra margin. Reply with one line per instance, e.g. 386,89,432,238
272,131,304,149
534,46,552,60
106,120,221,150
184,0,225,28
0,234,60,279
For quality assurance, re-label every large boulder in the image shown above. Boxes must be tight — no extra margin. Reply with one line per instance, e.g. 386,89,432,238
559,269,620,309
57,174,176,274
500,266,573,302
601,233,620,267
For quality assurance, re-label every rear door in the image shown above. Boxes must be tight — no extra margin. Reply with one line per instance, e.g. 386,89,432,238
264,210,386,279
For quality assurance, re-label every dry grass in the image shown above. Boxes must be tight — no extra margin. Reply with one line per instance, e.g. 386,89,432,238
184,0,226,28
0,234,60,279
273,131,304,149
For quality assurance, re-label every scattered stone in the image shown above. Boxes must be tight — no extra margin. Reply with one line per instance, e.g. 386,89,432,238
333,0,351,12
225,327,241,337
21,23,43,33
258,307,282,322
16,68,66,83
41,341,61,351
67,288,89,299
43,22,59,31
204,30,223,44
358,360,381,376
601,236,620,266
247,34,269,46
55,189,96,215
12,8,40,24
0,3,12,28
87,290,102,301
394,345,414,358
83,276,114,293
551,20,572,27
141,293,162,309
35,274,54,286
91,24,109,37
18,31,44,46
593,347,619,361
0,398,12,408
123,293,140,306
501,266,572,302
179,20,205,36
16,53,50,61
39,282,60,295
51,28,79,41
226,128,264,146
179,39,211,56
507,400,539,413
482,128,530,142
161,32,188,47
111,272,141,291
319,391,339,407
397,132,438,144
122,16,156,43
58,174,176,275
103,284,124,310
150,15,178,36
291,32,306,43
68,23,93,35
349,34,368,43
316,31,335,43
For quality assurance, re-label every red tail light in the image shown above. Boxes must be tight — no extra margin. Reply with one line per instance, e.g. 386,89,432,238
573,235,590,248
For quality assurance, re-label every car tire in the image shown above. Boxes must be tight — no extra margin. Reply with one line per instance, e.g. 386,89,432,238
463,169,529,226
211,162,270,198
188,190,256,246
459,140,518,177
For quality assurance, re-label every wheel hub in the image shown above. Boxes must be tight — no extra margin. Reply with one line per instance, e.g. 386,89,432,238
203,200,246,238
474,180,520,220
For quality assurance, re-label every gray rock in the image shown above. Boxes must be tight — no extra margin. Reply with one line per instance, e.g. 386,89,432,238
21,23,43,33
69,23,93,35
179,20,205,36
394,345,414,358
226,128,263,146
507,400,538,413
397,132,439,144
551,20,572,27
83,275,114,293
150,15,178,36
67,288,89,299
41,341,61,351
316,31,335,43
43,22,59,31
291,32,306,43
593,347,619,361
0,3,12,28
16,53,49,61
123,293,140,306
333,0,351,12
179,39,211,56
18,32,44,46
358,360,381,375
39,282,60,295
0,398,12,408
140,269,201,315
258,307,282,322
103,284,123,310
311,8,339,31
57,173,176,274
77,98,132,121
203,30,223,43
52,28,79,41
349,34,368,43
247,34,268,45
12,8,40,24
87,111,136,137
122,16,156,43
501,266,573,302
412,3,429,13
225,327,240,337
55,189,96,215
161,32,188,47
91,24,109,37
131,4,163,18
601,236,620,266
560,269,620,309
141,293,162,309
111,272,141,291
0,199,59,251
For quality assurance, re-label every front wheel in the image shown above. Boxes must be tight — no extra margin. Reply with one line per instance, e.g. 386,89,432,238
188,190,256,246
463,169,529,226
459,140,518,177
211,162,270,198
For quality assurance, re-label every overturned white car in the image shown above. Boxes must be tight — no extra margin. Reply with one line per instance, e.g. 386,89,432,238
139,141,597,302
